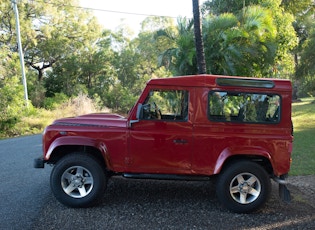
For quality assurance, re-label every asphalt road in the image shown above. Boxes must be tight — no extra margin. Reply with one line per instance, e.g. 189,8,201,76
0,135,51,229
0,135,314,229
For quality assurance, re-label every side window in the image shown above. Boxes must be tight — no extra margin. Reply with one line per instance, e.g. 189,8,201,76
141,90,189,121
208,91,280,123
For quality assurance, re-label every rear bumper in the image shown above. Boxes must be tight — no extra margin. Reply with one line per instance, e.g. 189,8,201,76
273,174,288,184
34,157,45,168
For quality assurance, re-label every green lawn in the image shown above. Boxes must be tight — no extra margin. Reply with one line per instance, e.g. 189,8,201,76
290,98,315,175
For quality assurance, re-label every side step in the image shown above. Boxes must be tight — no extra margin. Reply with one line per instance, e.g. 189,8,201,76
123,173,210,181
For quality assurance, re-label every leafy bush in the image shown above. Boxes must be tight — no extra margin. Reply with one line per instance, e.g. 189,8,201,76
104,84,137,114
29,83,46,108
12,94,103,137
298,75,315,97
0,76,29,137
43,93,69,110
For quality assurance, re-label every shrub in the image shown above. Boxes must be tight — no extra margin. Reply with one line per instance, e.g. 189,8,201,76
1,93,105,138
298,75,315,98
43,93,69,110
0,76,28,137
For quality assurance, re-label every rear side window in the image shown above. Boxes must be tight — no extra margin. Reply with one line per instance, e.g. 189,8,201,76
208,91,280,123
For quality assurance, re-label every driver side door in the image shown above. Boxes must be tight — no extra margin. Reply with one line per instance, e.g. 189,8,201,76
128,88,193,174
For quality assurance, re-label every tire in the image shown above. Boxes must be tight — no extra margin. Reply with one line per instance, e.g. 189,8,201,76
50,153,107,208
216,161,271,213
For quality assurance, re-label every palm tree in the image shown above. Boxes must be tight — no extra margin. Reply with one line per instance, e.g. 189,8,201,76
156,5,277,77
155,18,197,75
192,0,206,74
203,6,277,77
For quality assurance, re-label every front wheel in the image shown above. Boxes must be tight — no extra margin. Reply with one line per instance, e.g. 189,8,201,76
216,161,271,213
50,153,107,208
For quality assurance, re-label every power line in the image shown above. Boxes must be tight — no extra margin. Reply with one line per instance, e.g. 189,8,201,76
31,0,180,19
74,5,178,18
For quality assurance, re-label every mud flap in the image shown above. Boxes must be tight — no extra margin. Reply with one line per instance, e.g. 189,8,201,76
279,183,291,203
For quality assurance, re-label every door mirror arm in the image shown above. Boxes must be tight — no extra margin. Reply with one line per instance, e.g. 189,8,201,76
129,103,142,128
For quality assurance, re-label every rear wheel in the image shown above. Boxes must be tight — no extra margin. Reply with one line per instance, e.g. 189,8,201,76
50,153,107,207
216,161,271,213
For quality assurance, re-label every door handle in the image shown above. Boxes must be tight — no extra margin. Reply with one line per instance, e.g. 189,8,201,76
173,139,188,144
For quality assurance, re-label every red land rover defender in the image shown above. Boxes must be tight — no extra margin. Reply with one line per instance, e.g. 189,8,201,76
34,74,293,213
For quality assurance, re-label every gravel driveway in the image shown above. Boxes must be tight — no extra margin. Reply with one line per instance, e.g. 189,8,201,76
288,175,315,207
31,175,315,230
2,135,313,229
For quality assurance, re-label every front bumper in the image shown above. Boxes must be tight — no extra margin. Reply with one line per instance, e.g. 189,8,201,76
34,157,45,168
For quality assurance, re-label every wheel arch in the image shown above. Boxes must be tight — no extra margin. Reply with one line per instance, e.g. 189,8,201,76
46,136,109,170
214,148,274,176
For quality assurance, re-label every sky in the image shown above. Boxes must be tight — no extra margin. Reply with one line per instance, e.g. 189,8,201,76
79,0,206,34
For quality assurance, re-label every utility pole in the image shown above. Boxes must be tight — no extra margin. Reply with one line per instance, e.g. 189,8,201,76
11,0,29,108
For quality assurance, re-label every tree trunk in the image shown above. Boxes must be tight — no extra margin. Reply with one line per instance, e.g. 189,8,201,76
293,53,299,100
192,0,207,74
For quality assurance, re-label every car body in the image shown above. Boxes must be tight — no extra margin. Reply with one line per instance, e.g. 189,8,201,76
34,74,293,213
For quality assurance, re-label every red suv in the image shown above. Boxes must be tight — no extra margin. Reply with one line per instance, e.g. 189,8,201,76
34,74,293,213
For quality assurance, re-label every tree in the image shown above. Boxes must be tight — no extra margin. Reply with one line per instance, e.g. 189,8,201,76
297,28,315,78
107,18,174,112
0,49,27,135
0,0,101,82
202,0,297,78
192,0,206,74
281,0,314,18
155,17,197,75
22,0,102,82
282,0,315,96
44,29,116,97
1,0,107,107
203,6,278,76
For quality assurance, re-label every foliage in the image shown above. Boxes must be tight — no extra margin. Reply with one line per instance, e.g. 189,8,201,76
2,94,103,138
203,6,278,76
0,44,29,137
203,0,281,15
1,0,314,138
298,75,315,97
103,84,137,114
297,28,315,78
0,76,26,132
156,1,297,78
294,15,315,97
202,0,297,78
26,0,101,82
155,17,197,75
43,93,69,110
281,0,314,20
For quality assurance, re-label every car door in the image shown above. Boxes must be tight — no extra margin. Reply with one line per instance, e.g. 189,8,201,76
128,88,193,174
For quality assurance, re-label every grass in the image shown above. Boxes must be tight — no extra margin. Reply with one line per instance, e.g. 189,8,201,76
290,97,315,175
5,94,107,138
